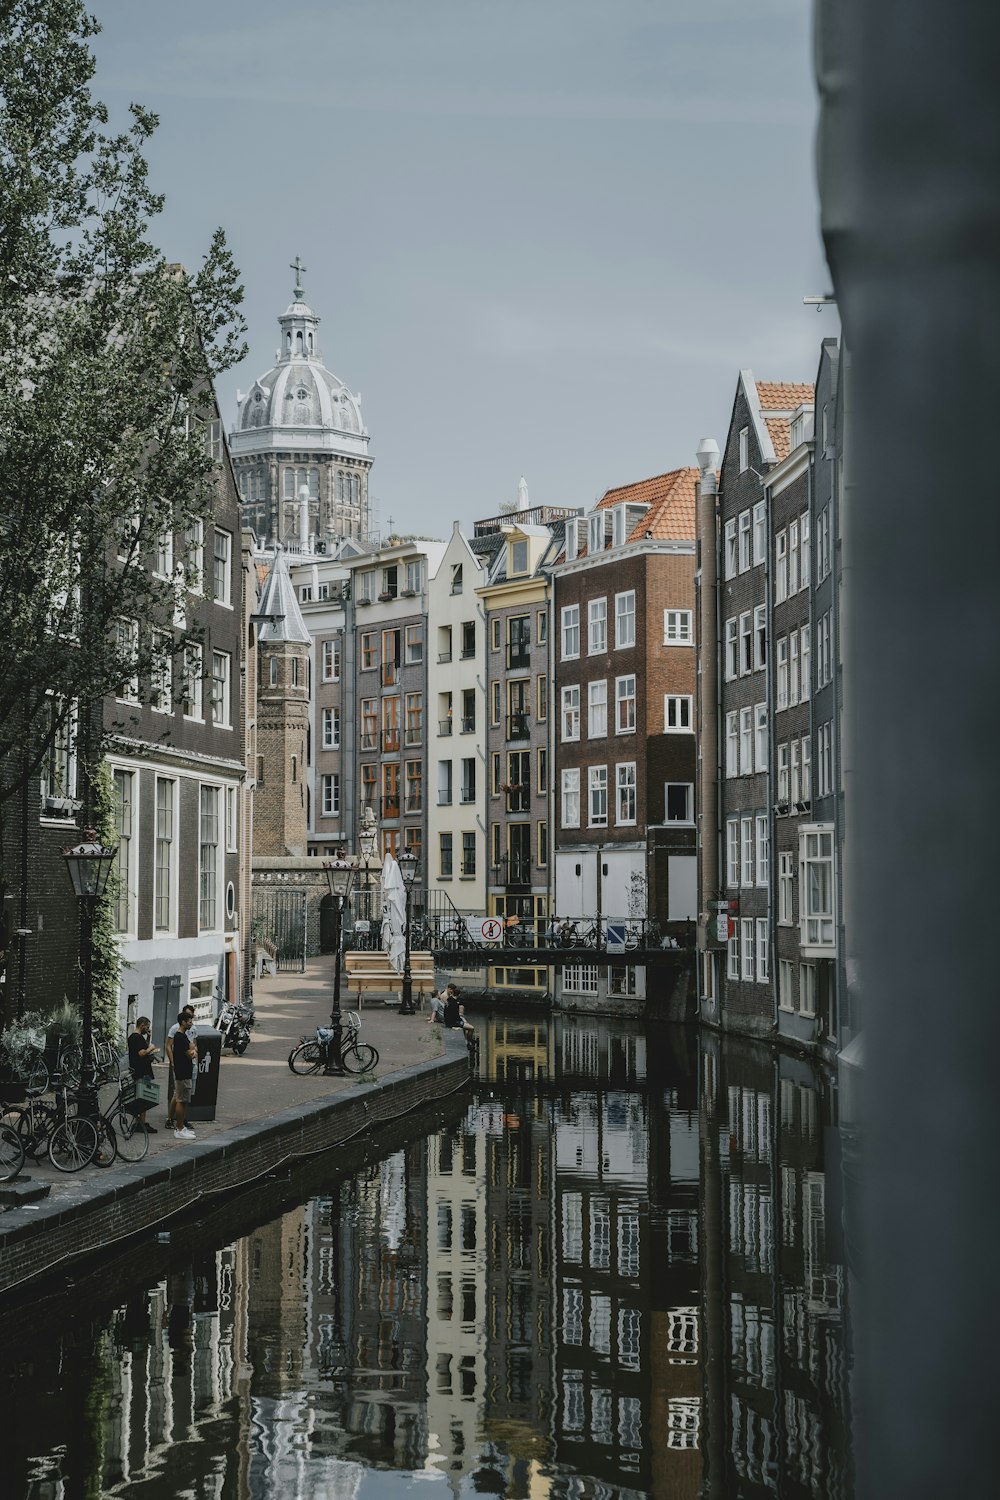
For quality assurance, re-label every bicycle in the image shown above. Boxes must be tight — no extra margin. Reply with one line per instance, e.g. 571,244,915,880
0,1121,25,1182
3,1078,98,1172
288,1016,378,1076
8,1030,82,1097
89,1076,152,1166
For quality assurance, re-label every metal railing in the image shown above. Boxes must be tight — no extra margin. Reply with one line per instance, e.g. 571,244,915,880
506,712,530,741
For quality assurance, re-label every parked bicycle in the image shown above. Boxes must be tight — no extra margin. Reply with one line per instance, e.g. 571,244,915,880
2,1078,97,1172
0,1121,25,1182
288,1014,378,1076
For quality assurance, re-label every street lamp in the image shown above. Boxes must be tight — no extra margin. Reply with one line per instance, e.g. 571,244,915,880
398,847,419,1016
323,856,357,1073
62,830,118,1119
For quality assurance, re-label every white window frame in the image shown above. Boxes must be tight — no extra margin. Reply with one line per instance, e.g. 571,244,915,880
561,685,581,742
728,932,740,980
801,735,812,803
799,963,818,1017
725,617,738,681
226,784,238,852
588,765,608,827
616,762,637,825
739,707,753,775
561,604,580,660
779,958,795,1012
664,782,694,824
587,597,608,655
664,609,693,646
321,773,341,816
322,705,341,750
738,510,752,573
778,851,795,925
739,612,752,675
588,679,608,738
561,768,580,828
775,530,787,603
615,675,636,734
725,710,738,778
112,768,137,936
753,604,766,671
756,918,769,982
181,642,204,721
741,815,754,886
211,650,231,729
777,742,790,804
199,782,221,932
213,528,232,606
739,426,749,472
615,591,636,648
322,638,340,682
752,501,766,565
154,776,176,934
151,630,173,714
185,519,205,595
776,636,788,711
800,511,811,589
741,918,754,981
755,814,769,887
665,695,693,734
726,818,739,888
800,824,836,951
754,702,768,772
789,630,800,706
724,518,737,580
115,618,140,703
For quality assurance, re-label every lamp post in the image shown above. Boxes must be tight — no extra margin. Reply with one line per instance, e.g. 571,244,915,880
62,830,118,1120
398,847,419,1016
323,856,357,1073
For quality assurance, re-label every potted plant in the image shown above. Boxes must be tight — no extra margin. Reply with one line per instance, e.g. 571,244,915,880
0,1010,48,1099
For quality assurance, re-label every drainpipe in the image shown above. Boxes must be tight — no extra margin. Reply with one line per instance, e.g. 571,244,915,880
695,439,720,1011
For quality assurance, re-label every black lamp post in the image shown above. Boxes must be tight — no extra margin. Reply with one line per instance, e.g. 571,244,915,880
62,830,118,1119
323,856,357,1073
398,847,419,1016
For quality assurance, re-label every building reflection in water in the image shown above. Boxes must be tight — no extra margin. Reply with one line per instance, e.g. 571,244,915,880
0,1012,853,1498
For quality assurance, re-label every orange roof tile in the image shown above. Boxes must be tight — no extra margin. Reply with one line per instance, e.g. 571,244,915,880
765,416,794,463
756,381,814,412
596,466,698,542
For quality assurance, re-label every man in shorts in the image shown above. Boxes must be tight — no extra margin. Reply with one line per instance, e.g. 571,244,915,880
167,1013,197,1140
166,1005,198,1128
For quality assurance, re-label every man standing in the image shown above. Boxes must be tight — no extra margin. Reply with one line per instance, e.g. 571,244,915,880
166,1005,198,1128
167,1013,197,1141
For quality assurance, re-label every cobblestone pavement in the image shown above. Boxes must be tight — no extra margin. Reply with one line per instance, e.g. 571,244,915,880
9,958,445,1198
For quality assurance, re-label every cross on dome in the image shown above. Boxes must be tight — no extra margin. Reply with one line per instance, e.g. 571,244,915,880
290,255,307,301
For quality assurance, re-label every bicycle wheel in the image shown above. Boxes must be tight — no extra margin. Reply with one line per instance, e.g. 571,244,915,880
62,1045,83,1083
0,1123,25,1182
115,1109,150,1162
93,1119,117,1168
341,1042,378,1075
288,1041,324,1075
49,1117,98,1173
25,1056,49,1096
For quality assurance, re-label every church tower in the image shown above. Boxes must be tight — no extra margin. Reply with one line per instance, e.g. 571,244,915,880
254,550,312,857
230,258,372,548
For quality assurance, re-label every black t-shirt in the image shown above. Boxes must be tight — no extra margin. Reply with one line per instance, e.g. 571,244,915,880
128,1031,154,1079
172,1030,196,1081
443,998,463,1029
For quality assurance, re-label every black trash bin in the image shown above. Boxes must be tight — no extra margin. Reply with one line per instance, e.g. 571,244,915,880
186,1027,222,1122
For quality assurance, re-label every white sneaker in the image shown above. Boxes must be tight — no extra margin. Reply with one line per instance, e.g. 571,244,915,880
175,1127,195,1140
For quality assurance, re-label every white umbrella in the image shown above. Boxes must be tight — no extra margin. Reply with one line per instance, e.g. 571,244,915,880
381,853,407,973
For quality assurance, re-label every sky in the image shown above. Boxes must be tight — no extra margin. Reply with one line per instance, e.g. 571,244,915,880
89,0,836,538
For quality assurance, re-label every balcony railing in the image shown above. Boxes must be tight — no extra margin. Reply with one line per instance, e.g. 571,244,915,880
438,718,453,736
506,644,531,670
461,644,476,660
382,797,400,819
495,856,532,888
460,788,476,804
438,650,452,664
382,730,400,752
404,726,423,746
404,794,423,814
503,786,530,813
506,712,530,741
460,715,475,733
437,792,453,806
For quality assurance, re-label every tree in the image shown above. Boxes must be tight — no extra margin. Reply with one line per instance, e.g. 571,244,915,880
0,0,246,812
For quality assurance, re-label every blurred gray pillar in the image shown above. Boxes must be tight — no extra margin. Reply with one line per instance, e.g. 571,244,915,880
815,2,1000,1496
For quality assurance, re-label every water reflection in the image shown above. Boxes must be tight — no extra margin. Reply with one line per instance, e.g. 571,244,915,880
0,1015,853,1497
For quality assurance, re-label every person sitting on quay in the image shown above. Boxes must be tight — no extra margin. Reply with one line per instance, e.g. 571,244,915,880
442,985,475,1041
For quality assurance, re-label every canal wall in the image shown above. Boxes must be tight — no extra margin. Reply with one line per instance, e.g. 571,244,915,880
0,1039,471,1298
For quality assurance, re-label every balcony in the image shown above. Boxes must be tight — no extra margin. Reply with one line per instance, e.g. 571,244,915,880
506,712,530,741
438,718,453,736
506,644,531,671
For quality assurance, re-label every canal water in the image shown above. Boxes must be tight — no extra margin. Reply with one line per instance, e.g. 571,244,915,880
0,1015,854,1498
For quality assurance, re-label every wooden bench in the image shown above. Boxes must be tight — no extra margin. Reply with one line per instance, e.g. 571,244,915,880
344,950,436,1008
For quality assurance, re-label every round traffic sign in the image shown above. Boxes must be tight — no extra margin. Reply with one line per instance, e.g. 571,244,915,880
478,917,504,943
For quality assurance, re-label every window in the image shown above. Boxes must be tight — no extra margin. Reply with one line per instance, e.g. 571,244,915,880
615,591,636,648
561,768,580,828
752,501,766,564
450,563,463,594
537,821,548,867
665,782,693,823
728,930,740,979
361,698,378,750
322,638,340,681
537,746,548,792
778,852,794,924
460,758,476,803
777,742,790,804
405,559,423,593
818,610,833,687
561,685,580,741
461,831,476,877
357,569,376,603
725,710,738,777
461,620,476,658
801,734,812,802
801,511,811,589
151,631,173,713
616,675,636,733
789,630,800,705
741,918,754,980
115,618,139,701
561,604,580,659
754,702,768,771
321,773,340,816
537,675,548,722
490,618,501,651
588,598,607,654
361,763,377,810
537,609,547,643
291,656,300,688
112,769,135,935
491,753,502,797
213,529,232,605
616,763,637,825
510,538,528,575
799,964,818,1017
756,919,769,982
361,632,378,670
199,784,220,930
800,623,811,700
776,636,788,710
491,680,501,726
588,766,608,827
755,814,769,886
665,695,693,733
739,426,749,472
381,565,398,600
775,531,787,603
739,707,753,775
405,624,424,664
185,520,204,593
439,832,453,878
800,826,836,948
790,738,800,803
437,761,453,806
405,759,423,812
725,617,738,681
817,505,831,581
181,643,203,719
321,706,340,749
779,959,795,1011
155,778,174,931
789,519,800,594
740,612,752,675
741,815,754,886
226,785,238,852
726,818,739,887
211,651,231,727
724,519,737,580
738,510,752,572
588,680,608,738
154,529,173,579
754,604,767,671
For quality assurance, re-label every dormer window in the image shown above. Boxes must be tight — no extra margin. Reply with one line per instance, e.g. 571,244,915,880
510,539,528,575
588,513,604,554
565,518,579,561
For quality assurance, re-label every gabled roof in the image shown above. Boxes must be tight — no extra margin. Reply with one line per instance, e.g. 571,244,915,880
257,548,311,644
738,371,814,466
596,467,698,541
